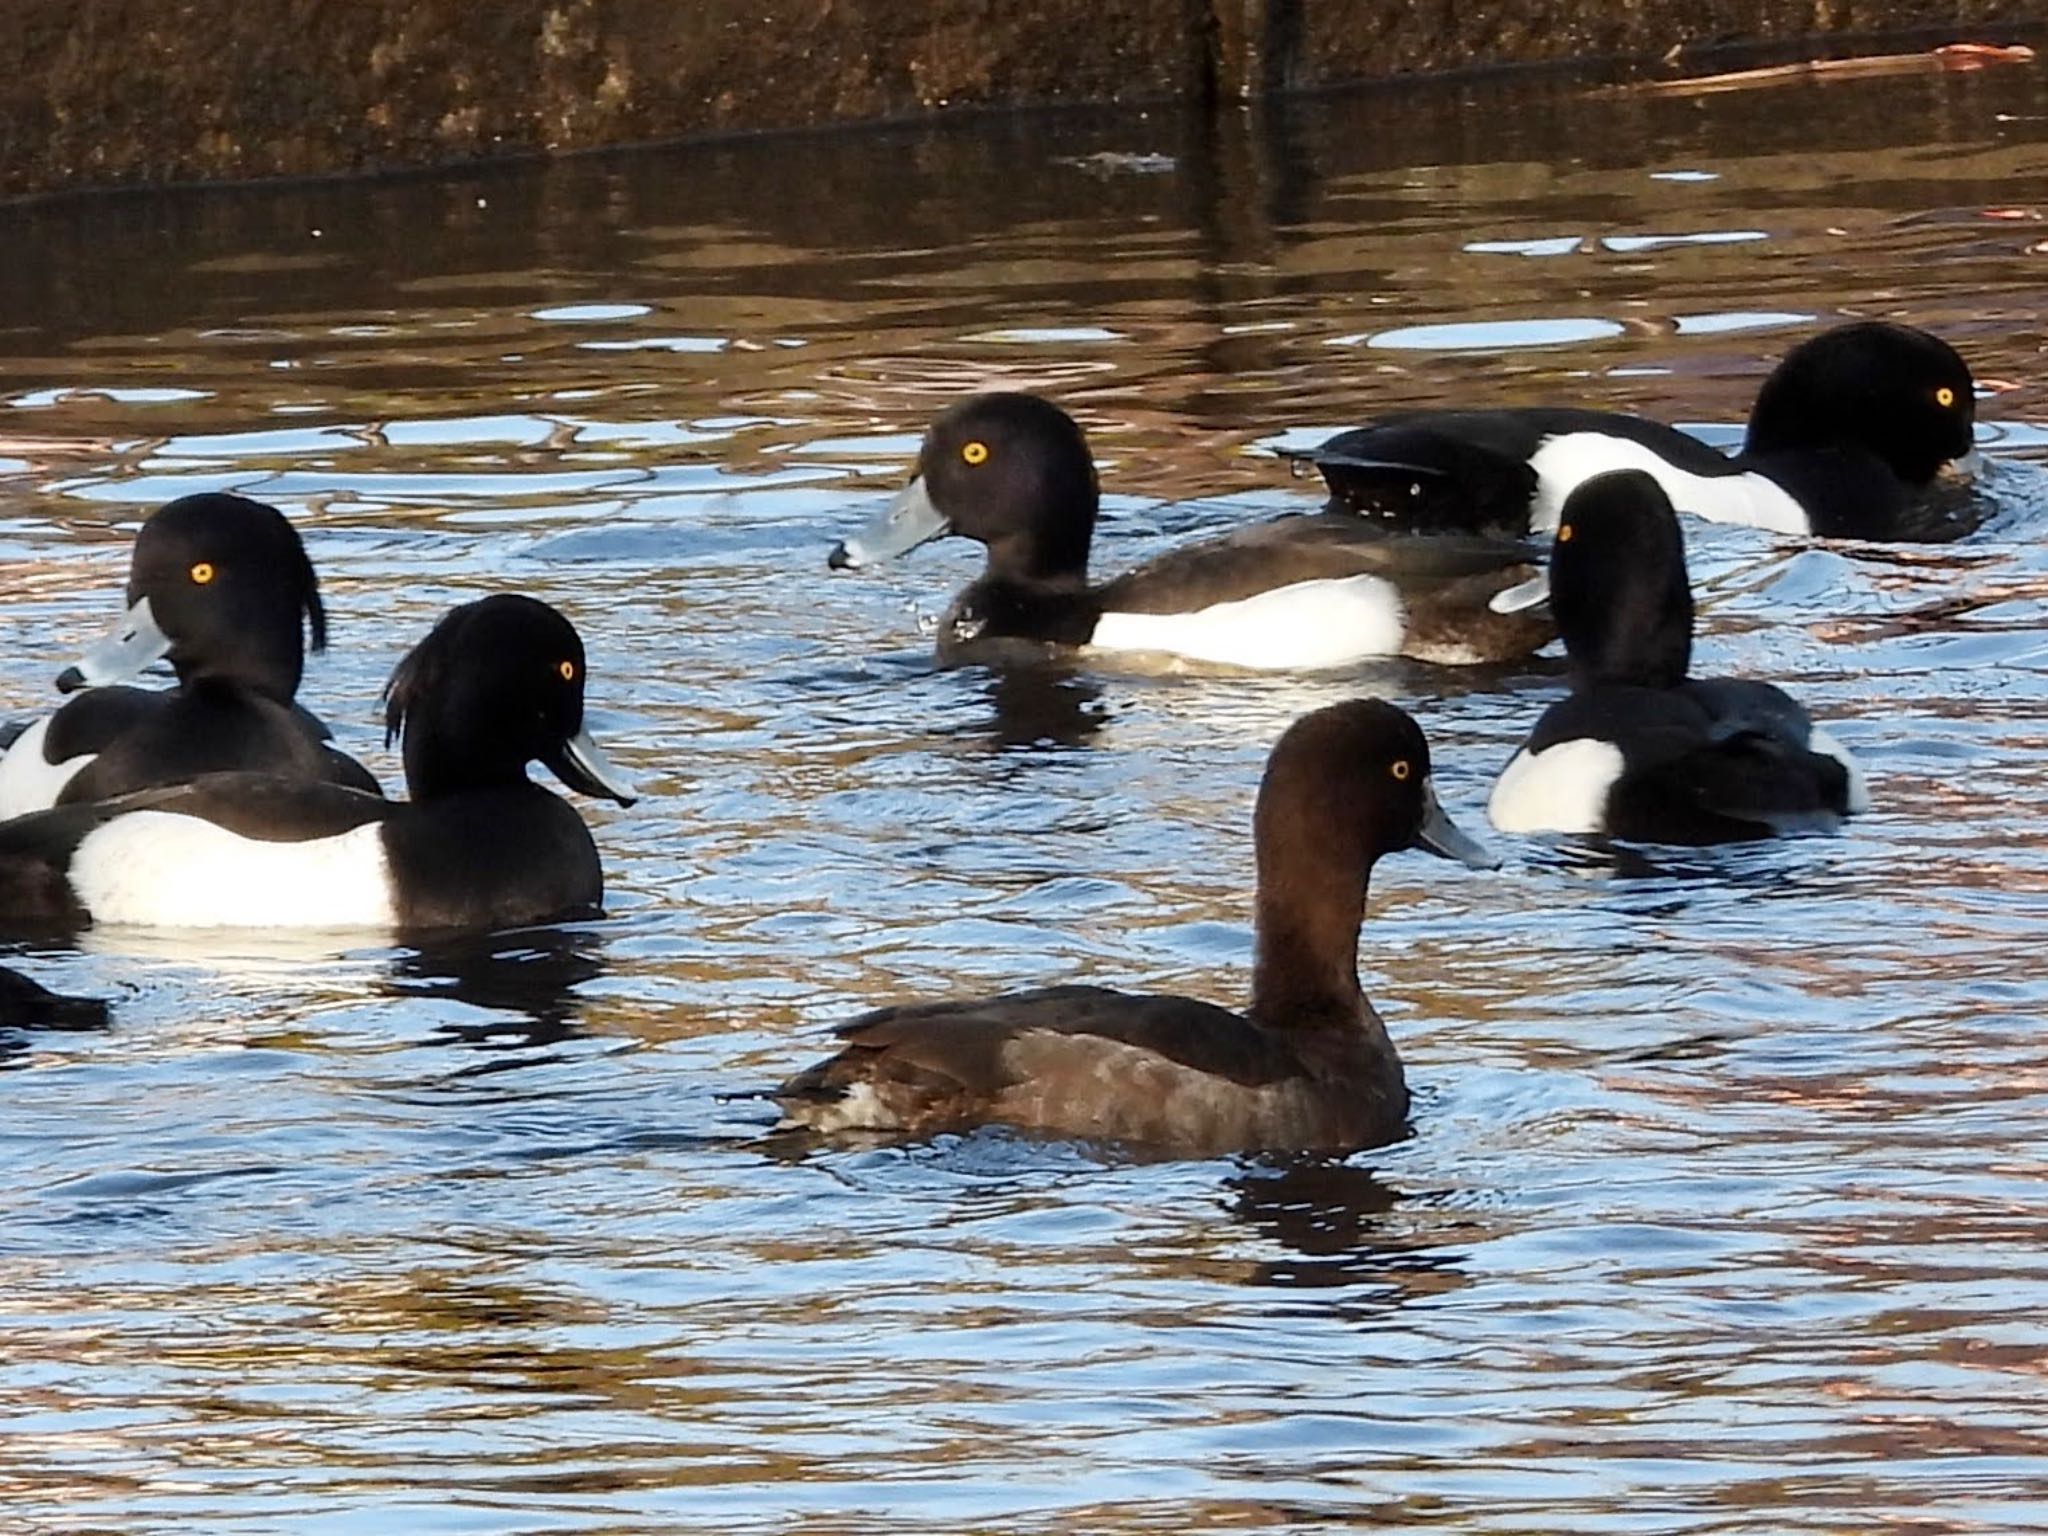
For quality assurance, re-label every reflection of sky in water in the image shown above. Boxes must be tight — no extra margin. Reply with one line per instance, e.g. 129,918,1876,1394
1342,317,1627,349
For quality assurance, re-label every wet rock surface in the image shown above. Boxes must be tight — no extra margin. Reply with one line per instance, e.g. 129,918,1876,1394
0,0,2037,197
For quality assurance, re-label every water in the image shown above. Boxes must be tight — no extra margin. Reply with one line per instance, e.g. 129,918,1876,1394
4,58,2048,1533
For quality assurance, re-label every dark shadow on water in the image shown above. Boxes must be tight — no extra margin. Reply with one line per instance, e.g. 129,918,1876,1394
958,661,1111,751
383,925,610,1067
1224,1155,1471,1304
1526,832,1852,886
0,962,112,1069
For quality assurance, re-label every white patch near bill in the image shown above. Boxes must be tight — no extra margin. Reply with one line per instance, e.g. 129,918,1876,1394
1806,726,1871,815
1088,576,1406,670
791,1080,899,1134
1526,432,1810,535
1488,739,1627,834
68,812,397,928
0,717,93,819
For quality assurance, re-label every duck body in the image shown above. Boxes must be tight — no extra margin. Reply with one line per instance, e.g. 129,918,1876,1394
0,684,374,817
832,393,1550,669
1488,470,1867,844
778,698,1497,1156
1304,322,1980,542
0,775,604,931
0,594,636,934
778,983,1409,1154
0,493,379,819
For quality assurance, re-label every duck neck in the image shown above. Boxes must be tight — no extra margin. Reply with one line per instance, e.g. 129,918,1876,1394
981,520,1094,592
172,627,305,704
401,714,532,803
1248,862,1371,1030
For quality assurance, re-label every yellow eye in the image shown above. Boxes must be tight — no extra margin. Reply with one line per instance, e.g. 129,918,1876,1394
1936,386,1957,408
557,660,576,681
190,561,215,584
1391,759,1412,781
961,440,990,466
1556,525,1573,544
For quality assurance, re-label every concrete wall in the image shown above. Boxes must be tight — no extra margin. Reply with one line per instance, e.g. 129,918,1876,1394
1,0,2038,198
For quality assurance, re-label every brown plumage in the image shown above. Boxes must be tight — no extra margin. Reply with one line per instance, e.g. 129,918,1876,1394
776,699,1495,1156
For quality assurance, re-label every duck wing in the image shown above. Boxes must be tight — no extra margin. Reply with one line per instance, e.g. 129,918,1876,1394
1558,682,1848,840
1302,408,1742,537
1097,515,1541,614
777,983,1327,1144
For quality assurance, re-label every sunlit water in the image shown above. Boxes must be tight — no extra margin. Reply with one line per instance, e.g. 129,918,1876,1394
3,58,2048,1534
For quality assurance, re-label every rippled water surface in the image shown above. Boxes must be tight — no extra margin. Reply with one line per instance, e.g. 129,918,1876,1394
4,58,2048,1533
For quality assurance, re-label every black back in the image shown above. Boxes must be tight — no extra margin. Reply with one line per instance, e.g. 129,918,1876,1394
1308,407,1734,538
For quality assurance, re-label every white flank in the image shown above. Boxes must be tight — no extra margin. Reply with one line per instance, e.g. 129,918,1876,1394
0,718,93,819
1526,432,1809,535
1806,726,1871,815
1488,739,1627,834
68,812,397,928
1087,576,1406,670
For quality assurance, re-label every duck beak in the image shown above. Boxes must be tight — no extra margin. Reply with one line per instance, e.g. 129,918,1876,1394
1488,569,1551,615
547,728,639,807
828,477,952,571
1416,778,1499,869
56,596,171,693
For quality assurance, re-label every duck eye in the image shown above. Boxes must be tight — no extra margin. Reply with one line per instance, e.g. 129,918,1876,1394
189,561,216,585
557,660,577,682
1556,525,1574,544
961,440,990,466
1935,386,1957,408
1390,759,1412,781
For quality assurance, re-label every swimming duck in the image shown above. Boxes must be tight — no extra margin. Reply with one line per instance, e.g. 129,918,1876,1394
776,698,1495,1155
830,393,1552,669
0,493,380,819
0,594,637,931
1488,470,1868,843
1303,321,1980,541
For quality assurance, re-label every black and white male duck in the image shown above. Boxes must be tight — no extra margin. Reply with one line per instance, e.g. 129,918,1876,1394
830,393,1552,668
0,594,637,932
0,493,380,818
1302,321,1980,541
1488,470,1868,844
777,698,1496,1155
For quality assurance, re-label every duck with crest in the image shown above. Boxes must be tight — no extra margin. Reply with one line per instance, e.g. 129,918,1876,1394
0,493,379,818
0,594,637,932
1488,470,1868,844
1301,321,1982,542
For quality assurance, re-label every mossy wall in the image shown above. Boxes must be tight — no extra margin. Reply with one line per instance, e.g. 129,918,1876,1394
1,0,2035,197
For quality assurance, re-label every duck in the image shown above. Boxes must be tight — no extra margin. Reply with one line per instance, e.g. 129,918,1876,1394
0,594,638,932
829,393,1552,669
0,493,381,819
1301,321,1981,542
1487,470,1868,844
776,698,1496,1155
